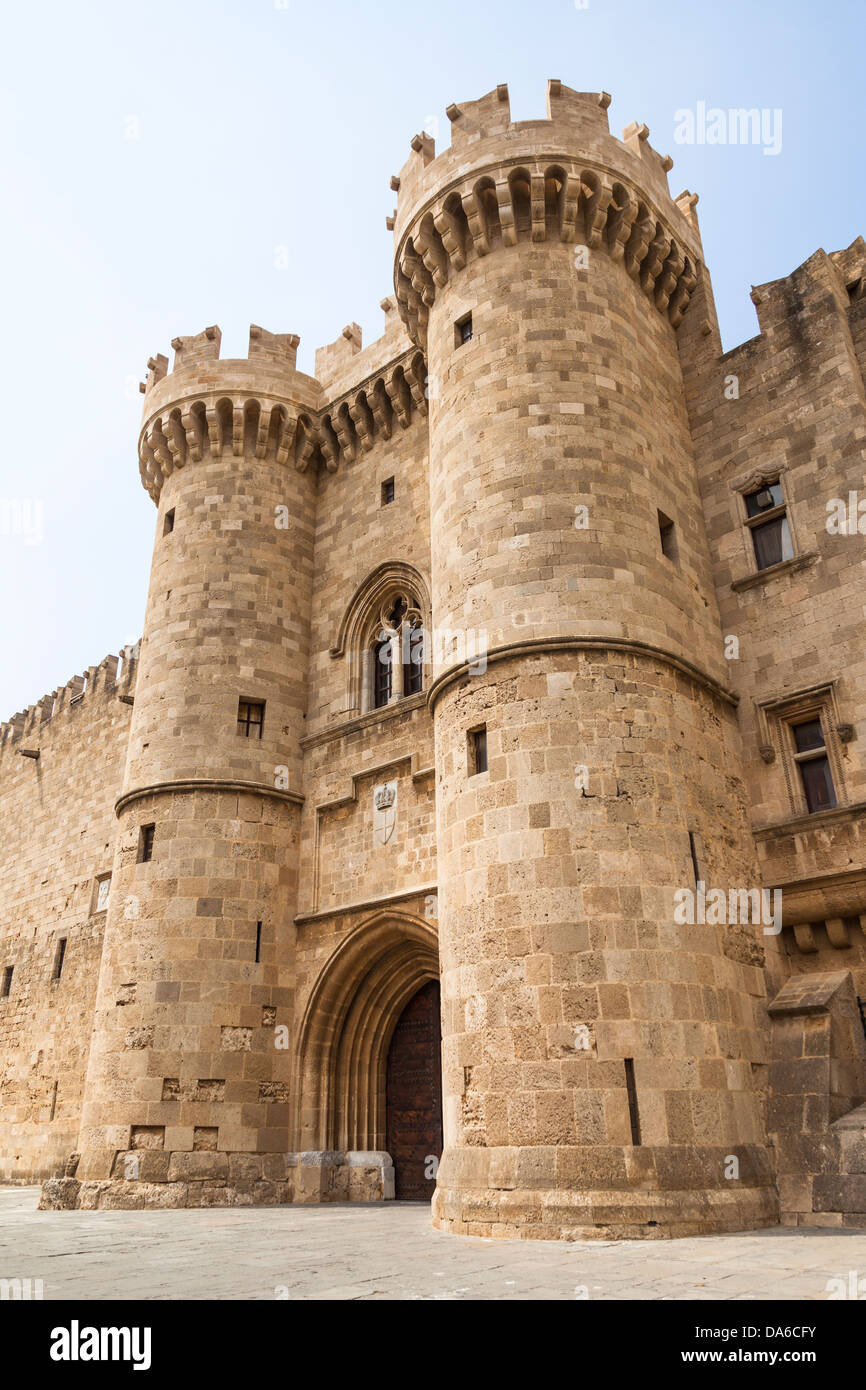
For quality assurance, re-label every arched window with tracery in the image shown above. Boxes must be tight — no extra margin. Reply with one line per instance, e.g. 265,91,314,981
331,563,431,720
370,592,425,710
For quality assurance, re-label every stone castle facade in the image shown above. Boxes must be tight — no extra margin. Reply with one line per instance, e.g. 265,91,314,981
2,81,866,1240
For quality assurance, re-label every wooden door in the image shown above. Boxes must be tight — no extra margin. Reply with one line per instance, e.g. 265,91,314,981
385,980,443,1200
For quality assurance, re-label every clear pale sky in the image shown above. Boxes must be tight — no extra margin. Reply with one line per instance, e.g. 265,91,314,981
1,0,862,719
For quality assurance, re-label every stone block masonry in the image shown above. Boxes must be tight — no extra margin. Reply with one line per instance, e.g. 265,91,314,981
3,79,866,1237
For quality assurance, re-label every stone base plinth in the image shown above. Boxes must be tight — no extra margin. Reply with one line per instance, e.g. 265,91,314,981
38,1150,394,1211
432,1145,780,1241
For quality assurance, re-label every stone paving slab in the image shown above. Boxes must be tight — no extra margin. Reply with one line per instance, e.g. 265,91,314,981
1,1187,865,1301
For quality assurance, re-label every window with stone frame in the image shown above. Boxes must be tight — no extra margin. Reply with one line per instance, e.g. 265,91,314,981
743,479,794,572
756,683,850,820
237,699,265,739
333,565,431,720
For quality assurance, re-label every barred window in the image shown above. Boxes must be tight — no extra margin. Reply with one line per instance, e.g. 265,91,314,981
237,700,265,739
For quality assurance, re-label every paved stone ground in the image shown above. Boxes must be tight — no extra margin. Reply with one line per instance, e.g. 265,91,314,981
1,1187,864,1300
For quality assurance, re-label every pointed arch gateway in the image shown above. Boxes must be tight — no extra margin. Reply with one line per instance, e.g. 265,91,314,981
293,910,441,1164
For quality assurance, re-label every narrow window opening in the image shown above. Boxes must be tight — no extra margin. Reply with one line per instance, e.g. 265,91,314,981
373,638,392,708
1,966,12,998
469,726,488,776
688,831,701,888
163,508,175,536
53,938,67,981
792,718,837,814
381,478,395,506
455,313,473,347
255,922,262,964
403,618,424,697
139,824,155,863
658,510,678,563
49,1080,58,1122
237,700,265,739
624,1058,641,1146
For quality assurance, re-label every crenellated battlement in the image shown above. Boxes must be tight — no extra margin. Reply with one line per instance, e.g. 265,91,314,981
138,324,321,502
0,647,139,754
138,315,429,501
389,80,703,348
390,80,681,225
685,238,866,385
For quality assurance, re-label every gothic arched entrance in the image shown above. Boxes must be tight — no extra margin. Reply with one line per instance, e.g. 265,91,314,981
385,980,443,1200
293,911,441,1175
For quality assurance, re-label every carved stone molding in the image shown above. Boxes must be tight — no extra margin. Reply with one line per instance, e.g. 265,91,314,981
395,156,702,347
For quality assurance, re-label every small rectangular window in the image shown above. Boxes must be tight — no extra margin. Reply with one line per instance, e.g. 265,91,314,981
455,313,473,347
381,478,395,506
53,938,67,981
469,726,488,776
792,719,837,814
745,481,794,572
1,966,12,998
237,700,265,739
163,509,175,536
658,510,678,563
255,922,262,964
139,824,155,863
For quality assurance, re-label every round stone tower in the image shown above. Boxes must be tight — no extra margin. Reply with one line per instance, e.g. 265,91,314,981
392,82,778,1238
73,325,319,1205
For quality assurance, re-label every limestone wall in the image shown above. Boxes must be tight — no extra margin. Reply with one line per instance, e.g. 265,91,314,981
680,236,866,994
0,654,136,1180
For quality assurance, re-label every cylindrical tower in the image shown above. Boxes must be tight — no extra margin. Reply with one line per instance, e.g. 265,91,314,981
72,325,319,1206
394,82,778,1237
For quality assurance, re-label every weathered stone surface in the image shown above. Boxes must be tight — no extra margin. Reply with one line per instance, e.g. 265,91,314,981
1,79,865,1241
38,1178,80,1211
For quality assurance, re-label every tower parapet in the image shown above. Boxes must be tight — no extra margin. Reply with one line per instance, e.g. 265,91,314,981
138,325,321,502
390,80,702,348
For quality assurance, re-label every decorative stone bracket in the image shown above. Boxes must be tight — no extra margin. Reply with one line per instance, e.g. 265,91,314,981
395,158,701,346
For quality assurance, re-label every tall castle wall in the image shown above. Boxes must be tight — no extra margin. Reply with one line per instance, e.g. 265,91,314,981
0,654,136,1181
